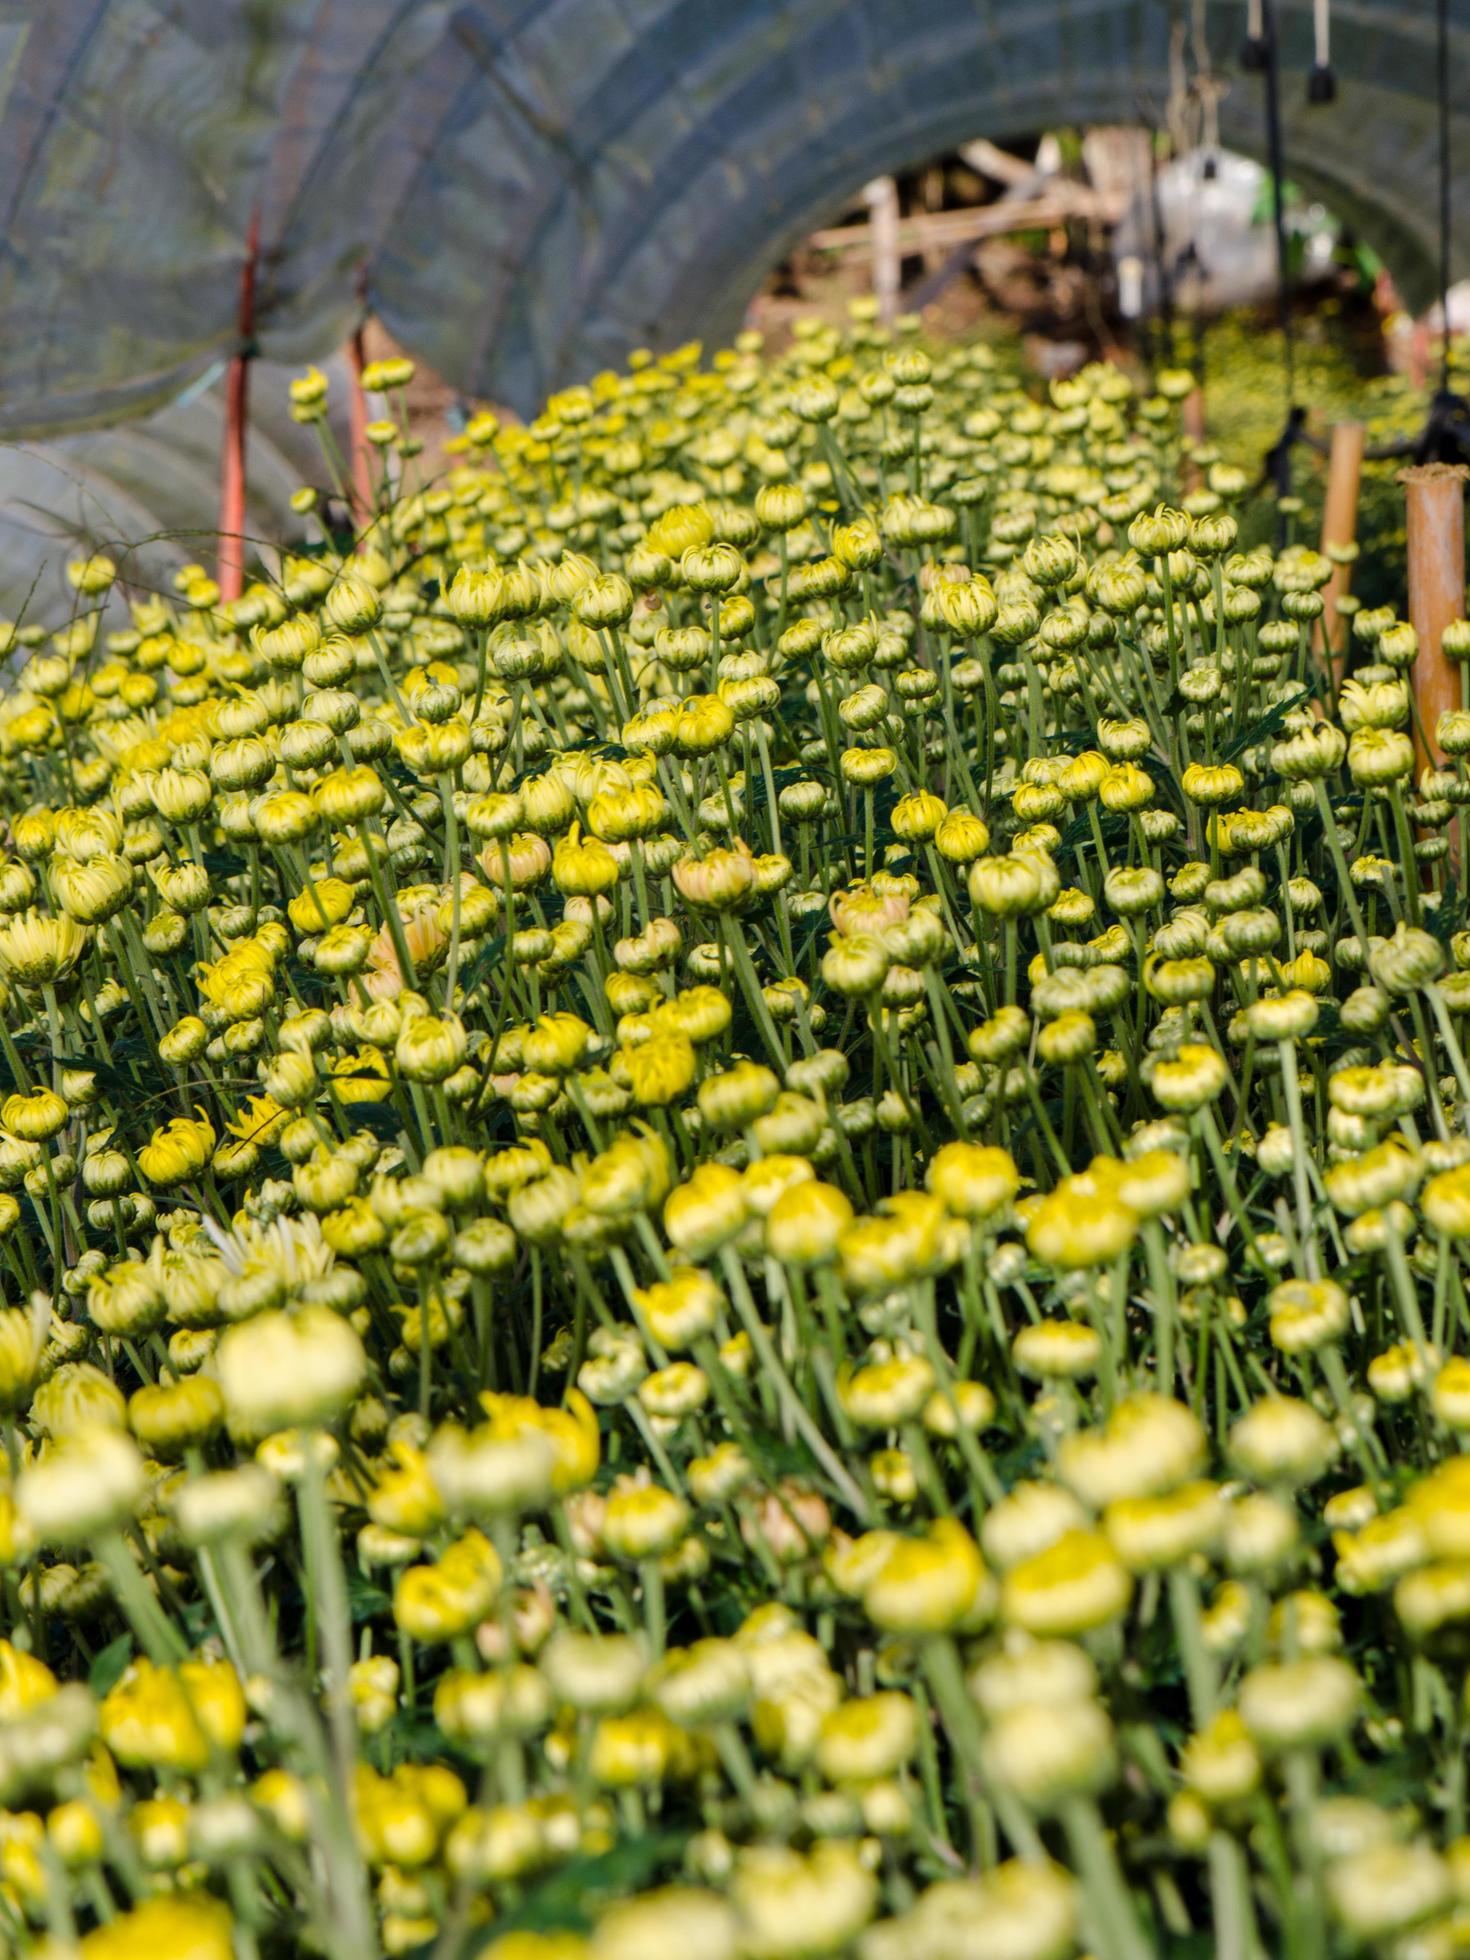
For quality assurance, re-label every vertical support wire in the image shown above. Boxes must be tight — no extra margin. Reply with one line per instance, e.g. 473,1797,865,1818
1260,0,1296,505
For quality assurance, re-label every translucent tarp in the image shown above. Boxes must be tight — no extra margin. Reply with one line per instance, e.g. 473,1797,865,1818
0,358,346,624
0,0,1463,438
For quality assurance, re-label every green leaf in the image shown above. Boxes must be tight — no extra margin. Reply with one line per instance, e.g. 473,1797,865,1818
341,1101,405,1145
462,1832,687,1945
1219,685,1311,765
1431,869,1463,947
348,1573,391,1623
457,933,508,1002
88,1632,133,1698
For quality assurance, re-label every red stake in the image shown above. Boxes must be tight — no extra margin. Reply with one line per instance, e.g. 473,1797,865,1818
217,209,261,603
346,321,375,529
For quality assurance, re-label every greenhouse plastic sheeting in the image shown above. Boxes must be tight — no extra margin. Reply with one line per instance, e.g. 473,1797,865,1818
0,360,348,625
0,0,1465,437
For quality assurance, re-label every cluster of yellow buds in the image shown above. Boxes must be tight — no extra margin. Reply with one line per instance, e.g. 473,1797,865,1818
0,302,1466,1959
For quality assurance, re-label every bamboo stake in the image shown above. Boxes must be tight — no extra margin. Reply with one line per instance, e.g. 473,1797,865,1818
1404,463,1469,769
1317,420,1365,682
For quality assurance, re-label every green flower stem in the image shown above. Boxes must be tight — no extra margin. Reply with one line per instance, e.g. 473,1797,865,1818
95,1530,188,1666
627,1402,687,1497
910,1677,956,1855
1141,1220,1178,1395
1427,988,1470,1115
1196,1105,1259,1258
297,1444,361,1790
640,1559,666,1655
719,1249,874,1523
920,1634,1001,1868
1383,1218,1434,1357
720,918,787,1071
712,1721,761,1807
356,819,418,992
1388,787,1422,926
1276,1039,1319,1277
1166,1567,1218,1724
1310,778,1372,950
1317,1343,1388,1486
0,1012,32,1094
1061,1796,1153,1960
108,917,170,1045
441,778,464,1004
1281,1751,1329,1960
1208,1831,1264,1960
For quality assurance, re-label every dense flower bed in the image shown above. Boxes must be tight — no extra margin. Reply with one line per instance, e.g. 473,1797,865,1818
1199,303,1459,613
0,308,1469,1960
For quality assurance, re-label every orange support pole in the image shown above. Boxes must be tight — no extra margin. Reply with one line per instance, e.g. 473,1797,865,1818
1317,420,1365,681
1405,463,1469,769
217,210,261,603
346,323,375,529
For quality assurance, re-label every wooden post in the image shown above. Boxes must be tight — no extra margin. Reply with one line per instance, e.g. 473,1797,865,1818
217,210,261,604
346,323,375,529
864,177,901,324
1404,464,1469,769
1317,420,1365,679
920,165,945,273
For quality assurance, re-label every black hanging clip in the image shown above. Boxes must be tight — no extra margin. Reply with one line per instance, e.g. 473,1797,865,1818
1412,389,1470,467
1307,62,1337,103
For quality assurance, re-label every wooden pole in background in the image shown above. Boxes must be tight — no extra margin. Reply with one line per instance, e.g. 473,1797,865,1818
920,165,945,273
1405,463,1469,769
1317,420,1365,682
864,177,901,325
217,209,261,604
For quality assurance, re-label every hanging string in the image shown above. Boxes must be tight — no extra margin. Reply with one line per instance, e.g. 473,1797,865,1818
1259,0,1297,504
1242,0,1266,72
1190,0,1211,80
1192,0,1221,178
1166,18,1191,159
1199,73,1221,166
1147,122,1176,368
1404,0,1470,460
1182,0,1218,384
1309,0,1336,102
1285,0,1466,464
1129,119,1161,385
